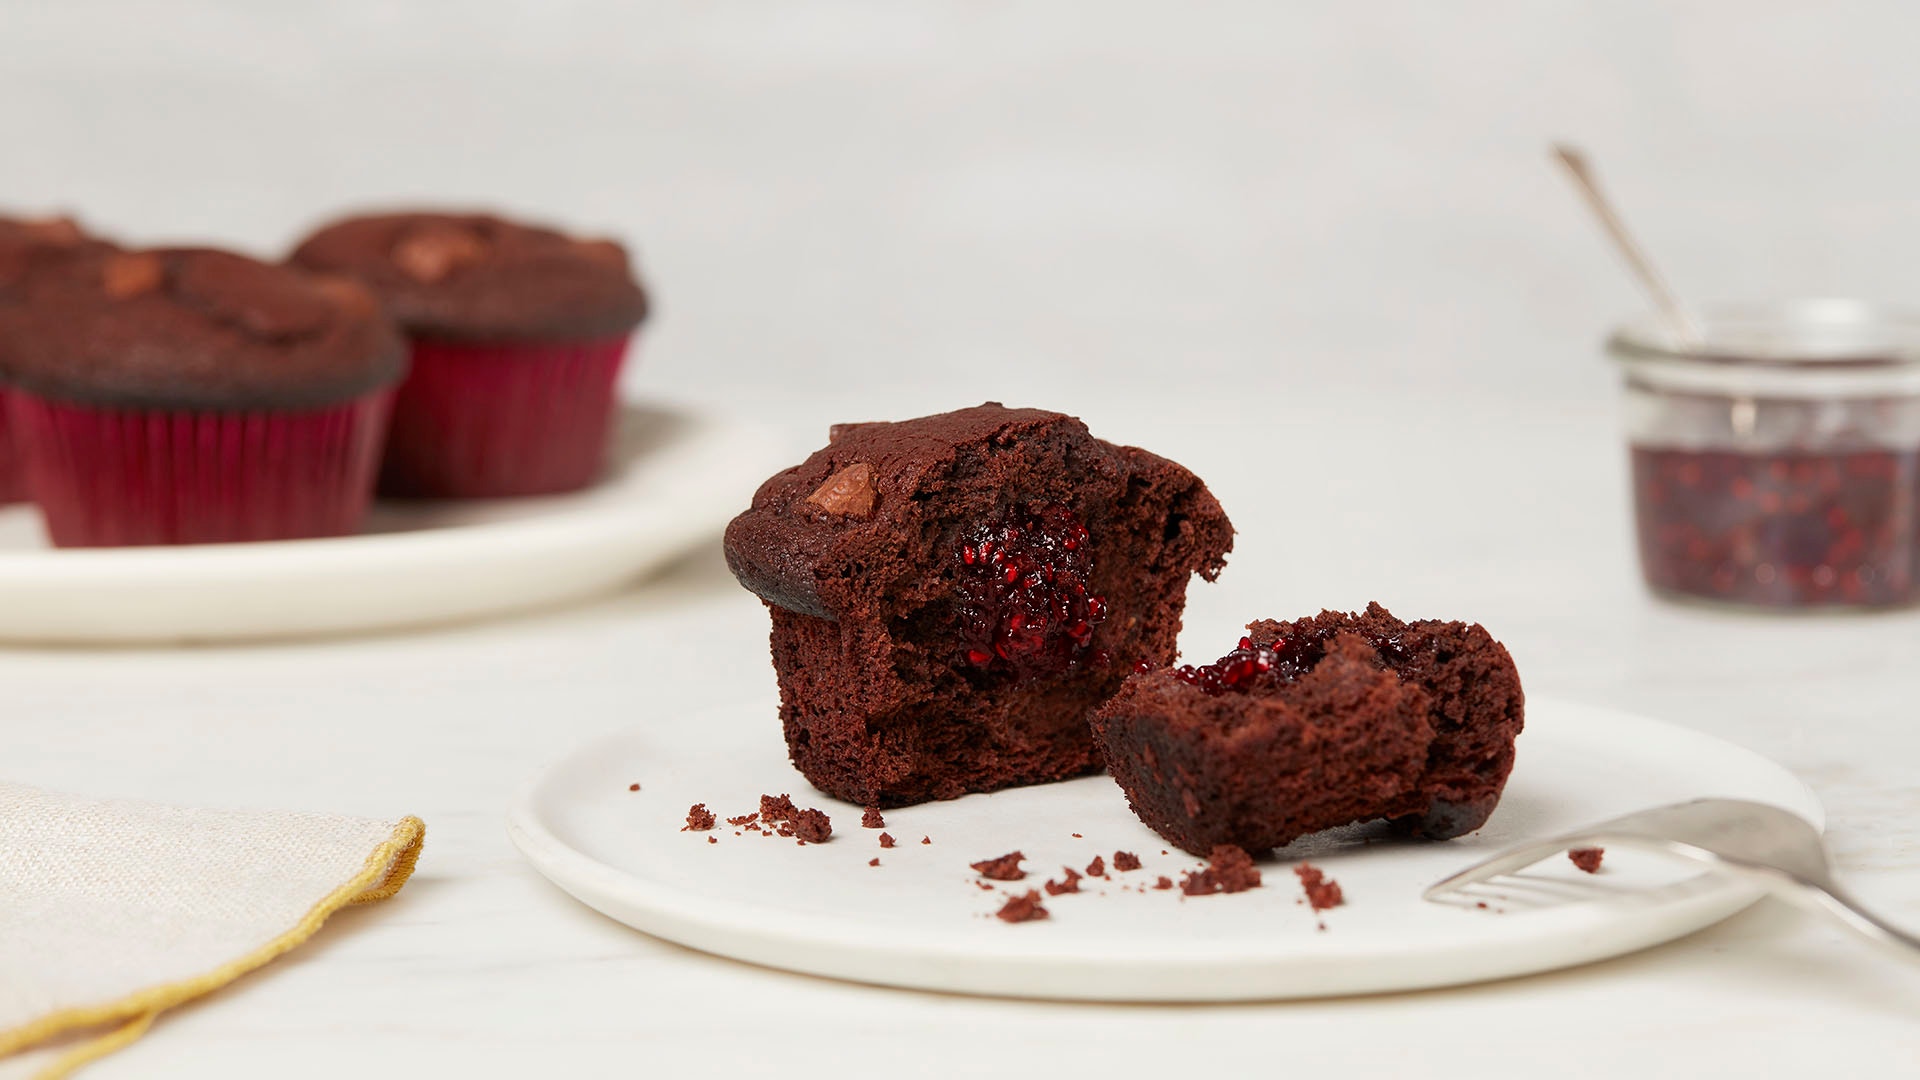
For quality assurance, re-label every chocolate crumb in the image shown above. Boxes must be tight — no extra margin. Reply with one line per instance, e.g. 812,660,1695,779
1153,876,1174,890
976,881,994,891
1044,868,1083,896
921,836,932,845
869,857,880,867
1113,851,1141,872
1295,863,1343,911
1070,833,1083,839
879,832,896,848
971,851,1027,881
682,804,716,831
995,890,1049,923
1180,845,1262,896
707,836,717,844
1476,901,1488,909
1085,855,1106,878
793,809,832,844
726,813,758,827
1569,847,1605,874
862,808,885,829
760,794,798,821
627,782,641,792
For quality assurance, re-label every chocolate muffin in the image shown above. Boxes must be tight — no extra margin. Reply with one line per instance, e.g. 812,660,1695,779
0,248,405,546
0,214,114,506
726,403,1234,807
1091,603,1524,855
289,211,649,497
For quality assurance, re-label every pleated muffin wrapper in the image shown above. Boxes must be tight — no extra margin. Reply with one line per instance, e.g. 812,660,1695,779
378,334,633,498
8,388,395,548
0,388,25,506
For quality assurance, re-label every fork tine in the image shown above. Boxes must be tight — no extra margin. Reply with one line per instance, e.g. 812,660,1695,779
1421,838,1588,901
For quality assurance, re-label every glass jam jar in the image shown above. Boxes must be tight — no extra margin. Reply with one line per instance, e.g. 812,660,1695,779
1610,300,1920,610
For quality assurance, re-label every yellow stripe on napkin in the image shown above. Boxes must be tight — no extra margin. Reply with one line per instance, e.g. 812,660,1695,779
0,780,424,1076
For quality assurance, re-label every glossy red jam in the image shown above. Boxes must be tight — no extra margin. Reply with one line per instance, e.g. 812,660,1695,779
955,503,1107,679
1630,446,1920,608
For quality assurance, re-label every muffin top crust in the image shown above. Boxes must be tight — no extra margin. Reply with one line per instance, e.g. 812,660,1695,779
0,247,406,410
289,210,649,342
0,213,114,294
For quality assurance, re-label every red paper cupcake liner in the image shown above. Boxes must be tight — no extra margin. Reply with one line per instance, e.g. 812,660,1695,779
379,336,632,498
8,389,394,547
0,390,25,506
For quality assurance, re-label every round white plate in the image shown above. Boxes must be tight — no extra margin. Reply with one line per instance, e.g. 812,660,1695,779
0,402,781,644
508,696,1823,1002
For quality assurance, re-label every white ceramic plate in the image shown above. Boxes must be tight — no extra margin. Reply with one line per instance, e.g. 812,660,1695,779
0,402,781,644
508,696,1823,1002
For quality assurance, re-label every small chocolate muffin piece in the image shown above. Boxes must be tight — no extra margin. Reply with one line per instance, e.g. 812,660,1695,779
1091,604,1523,855
288,211,648,341
0,248,404,410
725,403,1234,808
1247,603,1526,840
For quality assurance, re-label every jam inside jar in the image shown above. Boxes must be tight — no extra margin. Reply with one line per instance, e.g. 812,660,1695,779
1612,301,1920,610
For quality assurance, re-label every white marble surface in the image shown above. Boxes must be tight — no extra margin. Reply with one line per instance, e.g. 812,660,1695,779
4,3,1919,1075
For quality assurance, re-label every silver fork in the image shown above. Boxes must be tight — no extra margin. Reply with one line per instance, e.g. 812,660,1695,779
1424,798,1920,958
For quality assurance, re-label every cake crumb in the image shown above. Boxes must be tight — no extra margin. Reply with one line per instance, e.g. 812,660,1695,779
1113,851,1141,872
1070,833,1083,839
726,813,758,827
1044,867,1083,896
921,836,932,845
879,832,896,849
793,809,832,844
1569,847,1605,873
1153,876,1174,890
869,857,880,867
995,890,1049,923
862,808,885,829
628,782,641,792
682,804,716,832
976,881,994,891
971,851,1027,881
707,836,717,844
1295,863,1343,911
1085,855,1106,878
760,794,797,821
1476,901,1488,910
1180,845,1262,896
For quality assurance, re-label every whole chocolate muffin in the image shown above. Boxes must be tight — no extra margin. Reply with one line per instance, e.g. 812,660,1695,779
726,403,1234,808
1091,603,1524,855
0,248,405,546
289,210,651,498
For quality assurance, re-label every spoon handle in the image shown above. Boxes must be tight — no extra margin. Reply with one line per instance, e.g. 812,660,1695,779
1552,143,1704,349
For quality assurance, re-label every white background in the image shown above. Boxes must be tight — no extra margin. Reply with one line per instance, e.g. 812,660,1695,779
3,3,1918,1076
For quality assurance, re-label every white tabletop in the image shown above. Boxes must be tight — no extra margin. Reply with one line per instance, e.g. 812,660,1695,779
4,4,1919,1076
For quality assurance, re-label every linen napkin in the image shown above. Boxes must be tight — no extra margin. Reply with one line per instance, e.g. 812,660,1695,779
0,782,424,1079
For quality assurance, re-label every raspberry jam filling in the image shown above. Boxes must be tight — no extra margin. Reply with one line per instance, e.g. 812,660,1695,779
955,503,1107,680
1632,447,1920,608
1167,628,1409,696
1168,636,1314,695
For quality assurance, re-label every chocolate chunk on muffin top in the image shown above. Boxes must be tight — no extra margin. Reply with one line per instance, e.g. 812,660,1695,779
0,248,405,410
0,213,114,294
288,211,649,342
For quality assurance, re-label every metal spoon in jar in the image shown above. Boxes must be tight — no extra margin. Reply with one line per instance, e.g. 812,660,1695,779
1552,143,1705,350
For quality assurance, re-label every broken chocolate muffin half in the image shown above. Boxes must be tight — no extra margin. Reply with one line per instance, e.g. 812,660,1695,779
724,402,1233,807
1090,603,1523,855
